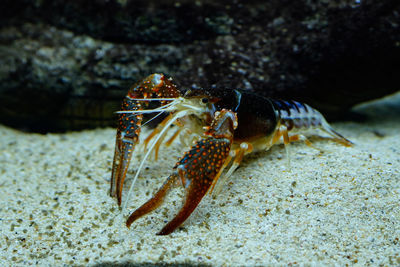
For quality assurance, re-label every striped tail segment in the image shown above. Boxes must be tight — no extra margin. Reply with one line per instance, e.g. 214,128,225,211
271,99,353,146
271,99,322,131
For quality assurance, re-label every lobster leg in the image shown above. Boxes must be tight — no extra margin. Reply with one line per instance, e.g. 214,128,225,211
143,114,174,160
211,142,253,196
288,134,313,147
110,73,181,206
126,109,238,235
270,125,292,169
271,125,318,169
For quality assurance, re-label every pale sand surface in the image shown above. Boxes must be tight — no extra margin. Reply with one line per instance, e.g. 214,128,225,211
1,93,399,266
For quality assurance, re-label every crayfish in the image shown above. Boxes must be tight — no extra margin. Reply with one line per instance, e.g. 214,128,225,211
110,73,352,235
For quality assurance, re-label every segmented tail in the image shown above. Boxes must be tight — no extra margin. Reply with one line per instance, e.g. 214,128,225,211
271,99,353,146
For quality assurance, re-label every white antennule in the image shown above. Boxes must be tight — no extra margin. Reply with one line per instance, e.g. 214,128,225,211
122,109,190,212
126,97,178,101
115,99,181,114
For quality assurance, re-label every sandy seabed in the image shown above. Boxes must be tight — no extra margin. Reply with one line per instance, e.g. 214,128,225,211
1,92,399,266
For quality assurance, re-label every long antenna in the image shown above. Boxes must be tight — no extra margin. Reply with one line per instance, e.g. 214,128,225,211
122,109,189,212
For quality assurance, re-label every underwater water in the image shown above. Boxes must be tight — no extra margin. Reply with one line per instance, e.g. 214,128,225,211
1,0,400,265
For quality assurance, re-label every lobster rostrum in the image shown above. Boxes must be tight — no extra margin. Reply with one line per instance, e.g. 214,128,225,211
110,73,353,235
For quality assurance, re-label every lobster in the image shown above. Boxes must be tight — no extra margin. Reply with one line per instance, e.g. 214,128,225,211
110,73,352,235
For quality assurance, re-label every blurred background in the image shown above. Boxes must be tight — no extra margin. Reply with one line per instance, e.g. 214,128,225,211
0,0,399,132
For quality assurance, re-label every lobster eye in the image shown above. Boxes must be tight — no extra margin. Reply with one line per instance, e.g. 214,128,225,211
201,98,209,104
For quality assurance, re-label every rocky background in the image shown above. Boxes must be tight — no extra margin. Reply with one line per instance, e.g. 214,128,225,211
0,0,399,132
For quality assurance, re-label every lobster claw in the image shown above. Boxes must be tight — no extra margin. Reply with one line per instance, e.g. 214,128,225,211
126,110,238,235
110,74,180,205
110,97,140,206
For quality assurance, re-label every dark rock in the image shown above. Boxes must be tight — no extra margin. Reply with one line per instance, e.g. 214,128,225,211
0,0,399,132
